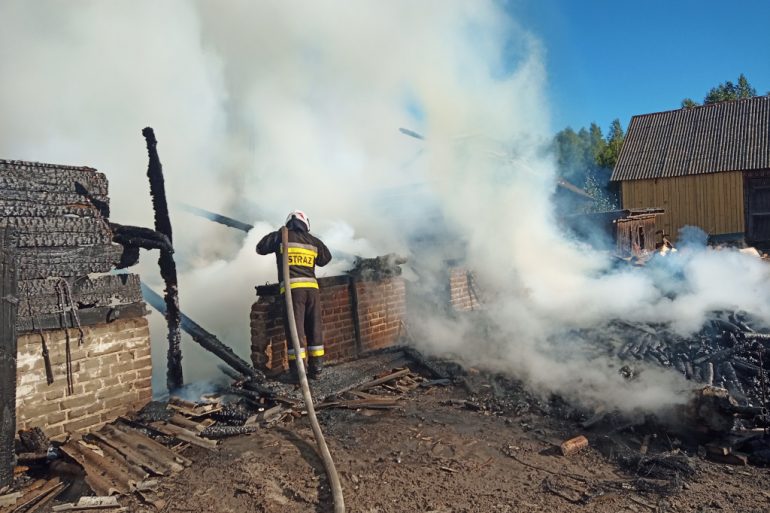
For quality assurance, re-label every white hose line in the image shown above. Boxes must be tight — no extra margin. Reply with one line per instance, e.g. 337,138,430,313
281,227,345,513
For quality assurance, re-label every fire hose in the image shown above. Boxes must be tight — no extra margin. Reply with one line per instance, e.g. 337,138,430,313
281,227,345,513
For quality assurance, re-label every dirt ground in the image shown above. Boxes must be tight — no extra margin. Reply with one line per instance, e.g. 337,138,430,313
102,377,770,513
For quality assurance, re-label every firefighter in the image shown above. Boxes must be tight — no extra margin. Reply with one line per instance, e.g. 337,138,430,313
257,210,332,380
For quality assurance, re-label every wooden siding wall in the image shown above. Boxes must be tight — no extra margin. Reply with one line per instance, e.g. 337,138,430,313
620,171,745,240
615,216,658,256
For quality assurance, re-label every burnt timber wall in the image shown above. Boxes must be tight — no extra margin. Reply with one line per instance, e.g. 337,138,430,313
15,317,151,441
251,276,407,373
620,171,745,241
1,159,151,438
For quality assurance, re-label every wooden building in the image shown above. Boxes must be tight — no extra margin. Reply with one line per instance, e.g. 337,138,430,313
563,208,664,256
611,96,770,243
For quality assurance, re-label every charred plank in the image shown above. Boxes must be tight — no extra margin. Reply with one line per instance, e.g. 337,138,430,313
16,302,147,332
0,227,18,489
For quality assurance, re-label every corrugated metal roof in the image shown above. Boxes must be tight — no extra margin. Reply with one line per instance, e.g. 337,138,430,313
611,96,770,181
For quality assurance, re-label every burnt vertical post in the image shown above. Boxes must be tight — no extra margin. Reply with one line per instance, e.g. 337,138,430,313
0,227,18,489
142,127,183,391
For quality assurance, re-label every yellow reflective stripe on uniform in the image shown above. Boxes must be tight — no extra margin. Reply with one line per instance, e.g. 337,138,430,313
287,247,317,257
279,280,319,294
280,243,318,254
287,348,307,360
308,345,324,357
291,281,318,289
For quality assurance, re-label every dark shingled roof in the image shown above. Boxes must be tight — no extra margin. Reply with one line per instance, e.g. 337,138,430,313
611,96,770,181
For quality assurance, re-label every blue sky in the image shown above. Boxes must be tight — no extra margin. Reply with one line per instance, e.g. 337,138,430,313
506,0,770,135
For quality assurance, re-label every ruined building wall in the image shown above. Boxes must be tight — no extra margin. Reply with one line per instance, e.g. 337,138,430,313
448,267,483,312
251,276,407,373
15,317,151,440
1,159,151,439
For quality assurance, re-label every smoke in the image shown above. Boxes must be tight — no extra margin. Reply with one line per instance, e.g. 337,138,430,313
3,1,769,413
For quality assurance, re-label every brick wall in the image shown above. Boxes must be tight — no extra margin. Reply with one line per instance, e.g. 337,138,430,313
251,276,406,373
448,267,483,312
15,317,152,440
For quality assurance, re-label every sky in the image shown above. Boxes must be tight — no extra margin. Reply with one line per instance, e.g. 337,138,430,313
507,0,770,135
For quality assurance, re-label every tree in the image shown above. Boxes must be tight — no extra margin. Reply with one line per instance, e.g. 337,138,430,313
680,74,760,107
588,122,606,161
596,119,625,170
552,120,622,213
703,73,757,104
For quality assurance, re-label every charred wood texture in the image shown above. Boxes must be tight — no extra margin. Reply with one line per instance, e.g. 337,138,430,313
200,425,257,439
599,311,770,416
16,245,124,280
141,283,263,383
347,253,406,280
0,159,145,332
110,223,173,269
142,128,183,391
16,302,147,333
18,427,49,453
0,227,18,489
210,404,251,425
16,274,145,333
110,223,173,253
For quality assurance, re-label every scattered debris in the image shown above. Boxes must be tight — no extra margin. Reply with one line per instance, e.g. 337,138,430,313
52,495,121,511
346,254,406,280
560,435,589,456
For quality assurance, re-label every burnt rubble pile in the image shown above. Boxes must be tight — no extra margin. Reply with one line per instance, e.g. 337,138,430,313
578,312,770,415
347,253,406,280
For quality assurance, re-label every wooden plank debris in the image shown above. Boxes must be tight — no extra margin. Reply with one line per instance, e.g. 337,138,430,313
52,496,121,511
13,479,66,513
355,368,411,391
318,398,401,410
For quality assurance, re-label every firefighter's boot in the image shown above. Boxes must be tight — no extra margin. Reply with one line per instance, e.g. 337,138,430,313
308,356,324,380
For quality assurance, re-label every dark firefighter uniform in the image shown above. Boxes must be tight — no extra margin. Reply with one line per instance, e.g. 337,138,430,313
257,216,331,378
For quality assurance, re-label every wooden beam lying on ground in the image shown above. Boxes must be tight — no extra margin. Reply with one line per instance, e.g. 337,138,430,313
356,369,411,391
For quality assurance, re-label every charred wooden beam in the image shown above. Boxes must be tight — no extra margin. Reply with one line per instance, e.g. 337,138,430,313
199,425,257,439
224,385,273,402
16,302,147,333
142,127,183,392
110,223,173,269
176,203,254,233
141,283,263,382
110,223,173,253
0,227,18,489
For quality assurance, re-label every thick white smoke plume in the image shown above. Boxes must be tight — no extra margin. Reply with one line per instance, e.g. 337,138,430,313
2,1,769,412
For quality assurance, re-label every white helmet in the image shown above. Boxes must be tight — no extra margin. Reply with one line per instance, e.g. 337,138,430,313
285,210,310,231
